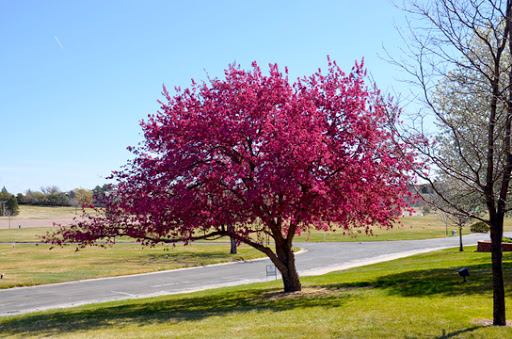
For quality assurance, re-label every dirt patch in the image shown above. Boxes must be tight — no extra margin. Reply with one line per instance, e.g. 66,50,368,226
261,286,370,300
262,288,330,299
473,318,512,327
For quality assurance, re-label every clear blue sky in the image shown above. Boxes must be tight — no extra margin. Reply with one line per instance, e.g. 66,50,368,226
0,0,408,194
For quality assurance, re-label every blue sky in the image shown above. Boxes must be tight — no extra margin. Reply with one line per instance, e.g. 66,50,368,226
0,0,409,194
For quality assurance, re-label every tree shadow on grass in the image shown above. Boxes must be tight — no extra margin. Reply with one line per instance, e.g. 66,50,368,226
4,252,512,336
322,258,512,298
434,326,481,338
0,287,352,337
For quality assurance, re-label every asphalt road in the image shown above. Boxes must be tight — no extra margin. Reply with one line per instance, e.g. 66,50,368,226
0,233,500,316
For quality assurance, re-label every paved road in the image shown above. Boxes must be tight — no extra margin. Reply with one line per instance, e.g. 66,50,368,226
0,233,500,316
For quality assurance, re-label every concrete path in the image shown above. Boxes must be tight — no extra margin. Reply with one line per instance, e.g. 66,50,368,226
0,233,500,316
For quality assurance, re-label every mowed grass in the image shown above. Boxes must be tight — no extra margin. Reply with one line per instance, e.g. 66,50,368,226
296,214,512,242
0,243,264,289
0,227,52,243
1,247,512,338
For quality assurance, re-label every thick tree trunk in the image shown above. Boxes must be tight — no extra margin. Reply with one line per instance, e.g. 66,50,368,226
275,242,302,292
281,267,301,292
281,261,302,292
238,228,301,292
490,219,506,326
228,223,237,254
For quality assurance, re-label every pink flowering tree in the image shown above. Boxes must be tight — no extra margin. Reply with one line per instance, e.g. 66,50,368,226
45,59,417,292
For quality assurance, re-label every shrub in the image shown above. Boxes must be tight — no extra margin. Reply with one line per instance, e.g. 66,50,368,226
5,195,20,216
470,221,490,233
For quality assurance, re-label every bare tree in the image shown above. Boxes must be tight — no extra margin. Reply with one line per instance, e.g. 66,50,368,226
40,186,60,195
434,180,482,251
389,0,512,326
444,211,470,251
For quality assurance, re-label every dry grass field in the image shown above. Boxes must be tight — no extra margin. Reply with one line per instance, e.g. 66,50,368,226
2,206,511,242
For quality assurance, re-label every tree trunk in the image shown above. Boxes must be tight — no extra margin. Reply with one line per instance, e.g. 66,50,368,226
230,236,237,254
490,219,506,326
274,242,302,292
238,229,301,293
280,261,302,292
228,223,237,254
459,227,463,252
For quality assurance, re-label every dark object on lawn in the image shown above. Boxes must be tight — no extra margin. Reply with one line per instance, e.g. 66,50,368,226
459,268,470,282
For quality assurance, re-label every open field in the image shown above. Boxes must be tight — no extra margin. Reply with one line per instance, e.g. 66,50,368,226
297,214,512,242
0,206,93,230
296,214,470,242
3,210,509,243
3,206,84,220
0,243,264,289
1,247,511,338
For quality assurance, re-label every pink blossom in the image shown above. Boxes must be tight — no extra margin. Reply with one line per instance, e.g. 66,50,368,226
45,58,421,292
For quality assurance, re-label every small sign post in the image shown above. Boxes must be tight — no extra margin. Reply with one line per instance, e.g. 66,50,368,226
266,265,277,281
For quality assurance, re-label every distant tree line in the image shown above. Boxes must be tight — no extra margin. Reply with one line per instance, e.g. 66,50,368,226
0,186,20,216
0,184,111,208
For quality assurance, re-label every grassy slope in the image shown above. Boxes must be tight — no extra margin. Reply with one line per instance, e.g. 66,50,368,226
1,247,511,338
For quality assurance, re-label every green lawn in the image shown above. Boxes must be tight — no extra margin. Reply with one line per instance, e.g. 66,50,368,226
1,246,511,338
0,227,52,243
295,214,512,242
0,243,264,289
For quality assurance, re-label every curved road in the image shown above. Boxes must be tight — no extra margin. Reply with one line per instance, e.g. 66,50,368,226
0,233,501,316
